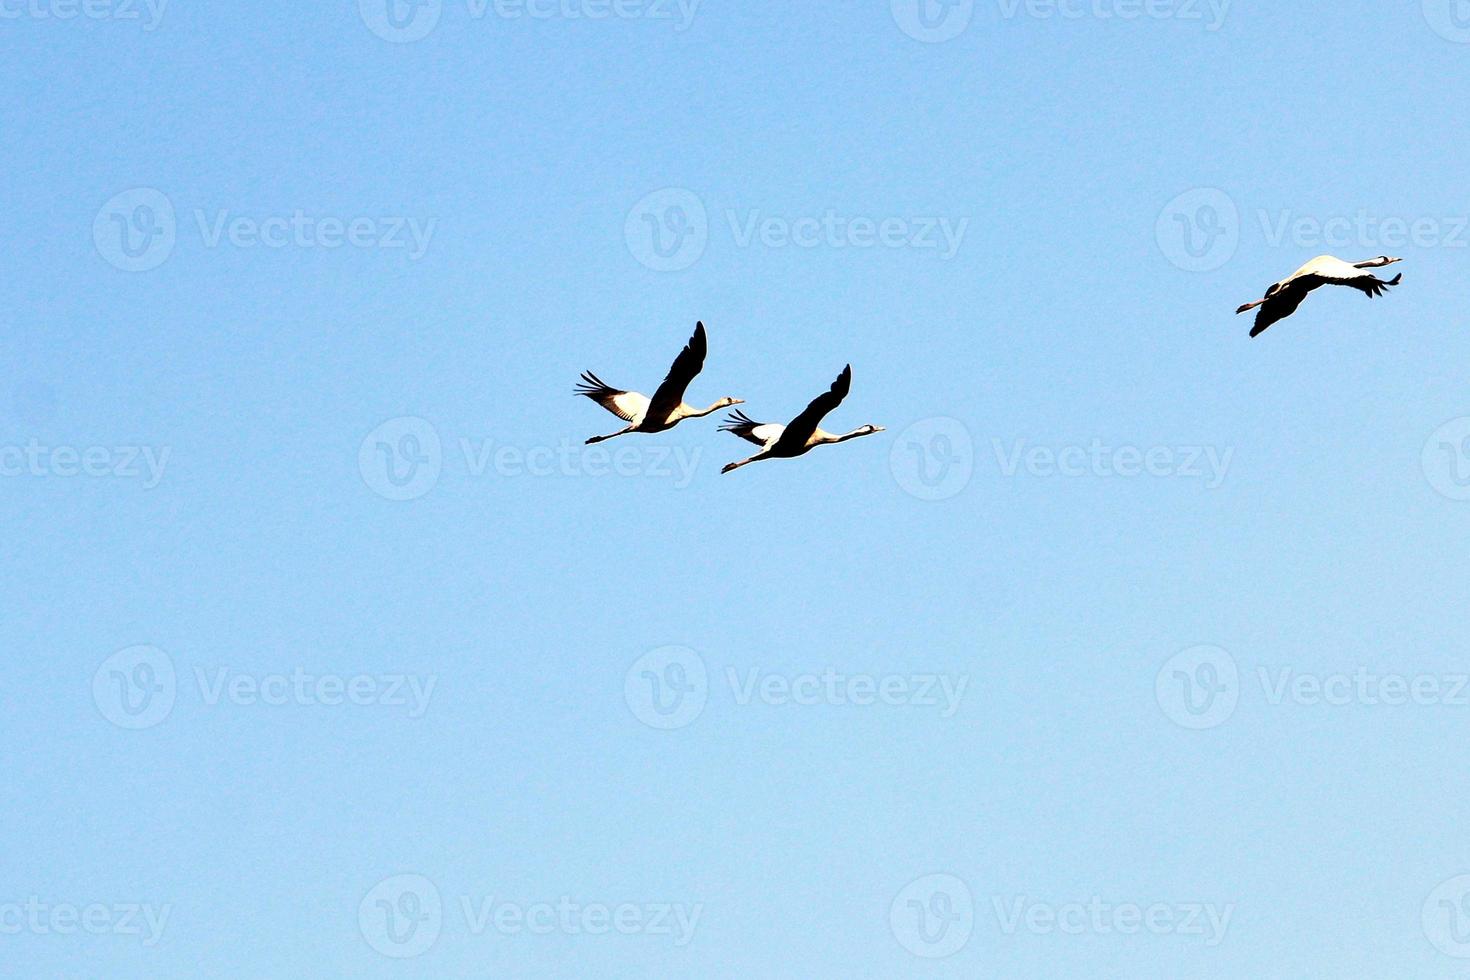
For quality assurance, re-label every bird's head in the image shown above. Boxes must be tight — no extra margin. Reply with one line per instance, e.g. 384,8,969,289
1369,255,1404,267
855,424,886,437
717,397,745,408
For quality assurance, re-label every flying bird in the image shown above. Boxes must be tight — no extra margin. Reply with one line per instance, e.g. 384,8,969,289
576,321,743,444
719,365,884,474
1236,255,1403,337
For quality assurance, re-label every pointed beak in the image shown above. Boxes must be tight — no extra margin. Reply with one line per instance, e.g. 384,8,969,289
1386,257,1404,264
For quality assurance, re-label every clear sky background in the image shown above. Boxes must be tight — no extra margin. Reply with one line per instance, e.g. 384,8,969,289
6,0,1470,976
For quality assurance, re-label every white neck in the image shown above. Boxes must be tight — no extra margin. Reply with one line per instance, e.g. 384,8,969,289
677,401,728,421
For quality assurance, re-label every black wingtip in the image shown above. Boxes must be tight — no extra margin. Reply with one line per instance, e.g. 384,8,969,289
1389,274,1403,286
575,371,608,396
720,409,756,431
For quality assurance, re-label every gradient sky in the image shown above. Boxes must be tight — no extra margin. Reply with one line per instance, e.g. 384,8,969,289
7,1,1470,976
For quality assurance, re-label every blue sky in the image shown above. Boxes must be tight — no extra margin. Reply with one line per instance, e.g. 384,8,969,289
6,0,1470,975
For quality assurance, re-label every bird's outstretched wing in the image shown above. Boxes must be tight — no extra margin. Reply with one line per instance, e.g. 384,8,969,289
778,365,852,448
719,409,784,446
646,322,708,421
1252,269,1403,337
575,371,649,421
1251,285,1310,338
1331,271,1403,299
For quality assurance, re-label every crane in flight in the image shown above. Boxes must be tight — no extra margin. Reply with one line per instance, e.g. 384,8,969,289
1236,255,1403,338
576,321,743,444
719,365,884,474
